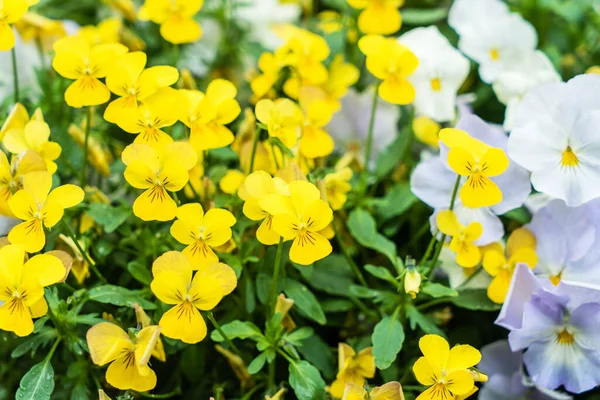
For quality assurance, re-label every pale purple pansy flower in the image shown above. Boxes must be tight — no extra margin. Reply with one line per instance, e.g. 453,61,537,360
496,264,600,393
478,340,572,400
411,114,530,245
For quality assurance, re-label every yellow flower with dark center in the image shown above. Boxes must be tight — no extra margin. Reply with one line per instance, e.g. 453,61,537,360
0,244,66,336
52,36,128,108
139,0,203,44
323,167,352,211
150,251,237,343
347,0,404,35
122,142,197,221
8,171,84,253
86,322,161,391
436,210,483,268
170,203,236,268
0,150,46,217
329,343,375,398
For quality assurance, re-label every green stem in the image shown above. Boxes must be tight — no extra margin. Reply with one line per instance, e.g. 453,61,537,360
271,141,281,170
204,311,242,356
80,107,92,188
62,220,108,284
45,338,62,362
363,82,380,174
35,37,47,70
427,175,462,275
269,238,284,316
11,47,19,104
332,217,368,286
276,348,295,364
416,297,451,311
248,126,261,172
418,229,438,267
268,356,276,393
134,387,182,399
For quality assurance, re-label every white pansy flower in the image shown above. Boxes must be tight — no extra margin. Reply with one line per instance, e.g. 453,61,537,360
448,0,509,36
508,74,600,207
493,51,561,130
327,88,400,168
451,6,537,83
233,0,301,50
398,26,470,122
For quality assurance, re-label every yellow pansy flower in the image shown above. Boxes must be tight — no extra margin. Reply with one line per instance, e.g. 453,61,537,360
329,343,375,398
122,142,197,221
179,80,241,151
170,203,236,268
104,51,179,122
298,94,335,159
0,244,66,337
342,382,405,400
52,36,128,108
239,171,289,245
219,170,246,195
412,334,481,400
112,88,181,147
78,17,122,46
150,251,237,343
0,0,29,51
8,171,84,253
358,35,418,105
436,210,483,268
3,118,62,174
86,322,161,391
255,98,303,149
323,167,352,211
320,55,360,112
139,0,203,44
348,0,403,35
482,227,537,304
0,150,46,217
103,0,137,22
440,128,509,208
261,180,333,265
134,303,166,362
0,103,43,140
250,51,283,100
413,116,441,149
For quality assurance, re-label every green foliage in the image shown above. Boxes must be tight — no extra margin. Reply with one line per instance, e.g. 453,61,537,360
288,361,327,400
371,314,405,370
15,359,55,400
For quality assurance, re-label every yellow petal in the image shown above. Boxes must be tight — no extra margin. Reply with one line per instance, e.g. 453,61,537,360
304,199,333,232
482,250,505,277
46,184,85,209
479,148,509,177
52,50,85,80
355,347,376,378
3,128,28,154
243,170,275,199
506,227,536,256
416,384,452,400
163,141,198,171
379,76,415,105
86,322,133,366
206,79,237,105
65,78,111,108
133,186,177,222
289,180,321,215
0,244,26,291
190,123,235,151
9,220,46,253
259,194,296,217
151,271,188,305
182,241,219,269
159,302,207,344
370,382,405,400
447,147,476,176
0,24,16,52
412,356,438,386
509,248,538,269
289,231,332,265
255,99,274,125
170,219,199,245
134,325,161,366
24,254,66,287
41,201,64,228
446,345,481,372
419,334,449,372
487,272,511,304
272,213,301,241
124,161,155,189
436,210,460,237
23,170,52,204
105,354,157,391
299,127,334,159
159,162,190,192
8,190,37,220
194,262,237,296
358,5,401,35
176,202,204,222
189,275,223,310
444,370,475,395
151,251,193,282
460,175,502,208
160,16,202,44
256,216,280,245
243,199,267,221
463,222,482,242
0,103,29,139
29,297,48,318
456,243,482,268
338,342,356,369
203,208,236,229
0,299,33,337
24,120,50,150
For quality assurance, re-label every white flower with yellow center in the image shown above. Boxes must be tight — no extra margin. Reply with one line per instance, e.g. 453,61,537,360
398,26,470,123
508,74,600,207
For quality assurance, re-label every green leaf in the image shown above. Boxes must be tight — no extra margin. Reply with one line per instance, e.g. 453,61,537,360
86,203,131,233
406,306,446,338
297,335,336,380
284,327,314,346
310,255,355,296
422,283,458,298
288,360,326,400
401,7,448,25
503,207,532,224
248,353,268,374
349,284,379,298
451,289,501,311
374,134,410,178
371,315,405,370
87,285,156,310
321,299,353,313
69,314,105,326
364,265,398,285
15,359,55,400
127,261,152,285
347,209,397,265
11,329,58,359
210,320,263,342
373,183,418,221
283,279,327,325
